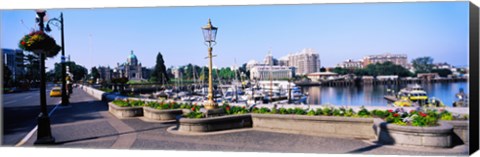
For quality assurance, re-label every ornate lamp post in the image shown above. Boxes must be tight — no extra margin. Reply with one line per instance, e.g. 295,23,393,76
45,12,69,105
201,19,218,110
34,9,55,145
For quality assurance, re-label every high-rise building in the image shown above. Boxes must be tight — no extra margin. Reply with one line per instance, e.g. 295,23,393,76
2,48,25,81
284,48,320,75
362,53,408,68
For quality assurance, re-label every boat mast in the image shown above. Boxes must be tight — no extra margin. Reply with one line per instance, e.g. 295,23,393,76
269,50,273,103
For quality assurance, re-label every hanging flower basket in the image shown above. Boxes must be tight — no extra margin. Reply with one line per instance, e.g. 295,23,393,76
18,31,61,58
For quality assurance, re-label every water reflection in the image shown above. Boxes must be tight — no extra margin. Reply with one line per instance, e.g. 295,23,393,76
303,82,468,107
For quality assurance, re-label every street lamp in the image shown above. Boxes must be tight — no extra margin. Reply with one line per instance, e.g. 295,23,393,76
34,9,55,145
201,19,218,110
45,12,69,105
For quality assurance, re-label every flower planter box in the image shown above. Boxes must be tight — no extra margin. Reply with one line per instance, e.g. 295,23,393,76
251,114,376,140
143,107,183,121
108,102,143,118
374,118,453,148
441,120,468,145
178,114,252,132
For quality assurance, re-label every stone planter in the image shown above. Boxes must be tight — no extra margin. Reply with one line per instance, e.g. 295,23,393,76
374,118,453,148
108,102,143,118
178,114,252,132
441,120,468,145
143,107,183,121
251,114,376,139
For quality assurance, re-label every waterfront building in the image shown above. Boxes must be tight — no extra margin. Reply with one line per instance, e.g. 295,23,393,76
246,60,261,71
336,59,363,69
417,73,439,81
376,75,399,81
284,48,321,75
171,66,183,79
112,50,146,81
362,53,408,68
278,56,289,66
433,62,453,70
97,66,112,82
250,65,292,80
306,72,338,81
263,52,278,66
2,48,25,82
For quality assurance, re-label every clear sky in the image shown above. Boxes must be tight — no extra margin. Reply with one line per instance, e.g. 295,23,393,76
1,2,469,71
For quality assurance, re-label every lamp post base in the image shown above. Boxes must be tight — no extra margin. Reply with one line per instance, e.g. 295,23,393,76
34,113,55,145
203,99,218,110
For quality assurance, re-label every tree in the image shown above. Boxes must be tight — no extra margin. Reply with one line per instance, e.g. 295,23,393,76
332,67,349,75
150,52,169,84
23,52,40,86
431,69,452,77
90,67,100,81
52,61,88,82
320,67,326,72
3,63,12,87
412,57,434,74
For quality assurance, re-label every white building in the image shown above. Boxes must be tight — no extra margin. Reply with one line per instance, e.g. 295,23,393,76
250,65,292,80
362,53,408,68
337,59,363,69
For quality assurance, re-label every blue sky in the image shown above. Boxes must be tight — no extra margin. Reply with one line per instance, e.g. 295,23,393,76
1,2,469,71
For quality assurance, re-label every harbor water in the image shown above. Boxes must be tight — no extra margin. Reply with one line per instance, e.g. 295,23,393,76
302,82,469,107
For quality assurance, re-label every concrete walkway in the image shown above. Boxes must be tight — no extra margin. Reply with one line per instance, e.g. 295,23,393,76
20,88,469,156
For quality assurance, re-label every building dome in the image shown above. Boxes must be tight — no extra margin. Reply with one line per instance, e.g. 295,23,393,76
127,50,138,65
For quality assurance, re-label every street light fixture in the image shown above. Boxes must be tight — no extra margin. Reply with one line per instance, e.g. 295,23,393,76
201,19,218,110
45,12,69,105
34,9,55,145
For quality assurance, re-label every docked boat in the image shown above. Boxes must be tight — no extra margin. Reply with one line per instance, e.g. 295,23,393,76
453,88,468,107
396,84,428,105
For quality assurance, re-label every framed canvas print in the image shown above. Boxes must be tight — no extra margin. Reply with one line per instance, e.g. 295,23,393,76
1,0,479,157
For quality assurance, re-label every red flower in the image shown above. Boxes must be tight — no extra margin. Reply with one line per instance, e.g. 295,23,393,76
21,41,26,45
226,106,230,111
387,109,393,113
419,112,427,117
191,107,196,112
393,113,399,117
242,106,246,109
410,110,415,113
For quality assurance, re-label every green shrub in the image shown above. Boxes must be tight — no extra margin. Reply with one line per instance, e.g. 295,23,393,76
279,108,288,114
130,100,144,107
112,100,129,107
307,110,316,116
357,106,370,117
186,111,204,118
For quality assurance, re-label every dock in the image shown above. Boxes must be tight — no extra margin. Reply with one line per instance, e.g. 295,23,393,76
384,95,398,102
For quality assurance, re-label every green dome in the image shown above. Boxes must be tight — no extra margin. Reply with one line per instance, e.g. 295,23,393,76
129,50,137,59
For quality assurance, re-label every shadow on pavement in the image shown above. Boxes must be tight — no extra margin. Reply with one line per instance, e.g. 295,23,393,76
49,100,108,125
2,105,55,137
346,143,383,153
54,125,171,145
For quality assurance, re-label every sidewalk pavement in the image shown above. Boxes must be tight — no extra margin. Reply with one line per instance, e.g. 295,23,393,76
20,87,468,156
